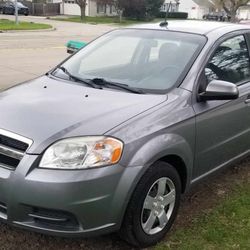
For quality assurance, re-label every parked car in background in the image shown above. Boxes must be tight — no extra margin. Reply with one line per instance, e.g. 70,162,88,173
2,1,29,16
0,21,250,248
0,2,4,13
66,40,87,54
203,12,230,22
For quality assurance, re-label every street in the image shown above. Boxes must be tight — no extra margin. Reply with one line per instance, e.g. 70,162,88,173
0,15,113,90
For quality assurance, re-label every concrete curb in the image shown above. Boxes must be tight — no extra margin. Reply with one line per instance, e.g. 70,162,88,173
0,27,56,33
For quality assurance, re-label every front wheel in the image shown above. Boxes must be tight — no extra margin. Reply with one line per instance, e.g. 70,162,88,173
119,161,181,247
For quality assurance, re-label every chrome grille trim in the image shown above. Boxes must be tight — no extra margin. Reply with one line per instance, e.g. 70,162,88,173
0,163,16,171
0,203,6,210
0,129,33,149
0,144,24,160
0,129,33,170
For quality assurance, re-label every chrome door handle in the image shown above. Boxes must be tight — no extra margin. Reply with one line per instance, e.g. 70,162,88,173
245,99,250,104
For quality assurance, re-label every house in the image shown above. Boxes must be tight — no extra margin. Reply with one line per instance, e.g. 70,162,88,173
162,0,214,19
237,2,250,19
60,0,250,20
61,0,117,17
161,1,179,13
179,0,214,19
163,0,250,20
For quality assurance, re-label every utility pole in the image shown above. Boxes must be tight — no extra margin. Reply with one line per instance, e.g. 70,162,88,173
15,0,18,25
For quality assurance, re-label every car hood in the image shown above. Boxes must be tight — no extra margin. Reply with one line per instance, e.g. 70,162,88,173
0,76,167,154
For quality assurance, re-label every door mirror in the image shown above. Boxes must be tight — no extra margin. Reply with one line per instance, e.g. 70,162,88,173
199,80,239,101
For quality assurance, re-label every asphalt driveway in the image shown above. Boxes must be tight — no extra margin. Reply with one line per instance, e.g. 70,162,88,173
0,14,113,89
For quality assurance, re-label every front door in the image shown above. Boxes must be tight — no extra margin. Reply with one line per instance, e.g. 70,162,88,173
193,34,250,179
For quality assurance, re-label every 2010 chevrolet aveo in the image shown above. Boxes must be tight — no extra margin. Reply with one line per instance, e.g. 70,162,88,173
0,20,250,247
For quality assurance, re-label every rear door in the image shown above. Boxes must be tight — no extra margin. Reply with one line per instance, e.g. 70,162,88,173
193,33,250,179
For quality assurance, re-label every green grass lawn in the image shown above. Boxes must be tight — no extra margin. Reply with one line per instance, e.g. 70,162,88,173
155,182,250,250
51,16,148,26
0,19,52,31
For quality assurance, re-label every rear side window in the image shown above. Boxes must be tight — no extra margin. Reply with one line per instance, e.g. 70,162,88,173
205,35,250,84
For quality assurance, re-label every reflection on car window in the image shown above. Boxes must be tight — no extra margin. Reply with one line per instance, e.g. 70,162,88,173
205,35,250,84
17,3,25,7
62,29,206,93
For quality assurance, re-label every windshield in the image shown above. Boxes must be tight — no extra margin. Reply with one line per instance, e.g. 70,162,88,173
17,2,25,7
59,29,206,93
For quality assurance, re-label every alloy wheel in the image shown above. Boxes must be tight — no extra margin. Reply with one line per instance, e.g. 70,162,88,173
141,177,176,235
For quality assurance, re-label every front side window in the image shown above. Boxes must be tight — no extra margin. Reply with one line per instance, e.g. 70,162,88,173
205,35,250,84
60,29,206,93
97,3,106,13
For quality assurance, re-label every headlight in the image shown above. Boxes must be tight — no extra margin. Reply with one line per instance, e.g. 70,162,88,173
39,136,123,169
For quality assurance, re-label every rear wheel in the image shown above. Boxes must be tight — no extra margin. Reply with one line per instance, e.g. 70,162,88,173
119,161,181,247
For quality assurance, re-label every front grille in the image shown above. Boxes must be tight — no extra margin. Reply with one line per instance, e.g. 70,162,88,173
0,154,20,169
0,129,32,171
0,134,29,152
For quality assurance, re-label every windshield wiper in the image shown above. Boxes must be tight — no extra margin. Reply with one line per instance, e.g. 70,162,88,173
91,78,144,94
55,68,143,93
57,66,102,89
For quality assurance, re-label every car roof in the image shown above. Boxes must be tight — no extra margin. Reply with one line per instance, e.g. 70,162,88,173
130,20,249,36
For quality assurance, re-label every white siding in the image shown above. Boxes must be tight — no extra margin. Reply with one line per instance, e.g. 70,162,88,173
89,1,117,16
163,0,209,19
60,0,89,16
179,0,208,19
238,4,250,20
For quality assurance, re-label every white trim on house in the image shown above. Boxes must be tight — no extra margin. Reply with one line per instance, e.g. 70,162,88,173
60,0,117,17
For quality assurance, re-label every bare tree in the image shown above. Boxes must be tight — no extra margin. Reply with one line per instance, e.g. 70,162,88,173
212,0,249,22
96,0,124,22
113,0,124,22
75,0,87,21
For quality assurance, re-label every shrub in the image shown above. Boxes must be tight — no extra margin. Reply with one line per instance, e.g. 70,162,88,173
157,12,188,19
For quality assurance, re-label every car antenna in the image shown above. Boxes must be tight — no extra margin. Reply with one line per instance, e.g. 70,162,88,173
160,1,172,28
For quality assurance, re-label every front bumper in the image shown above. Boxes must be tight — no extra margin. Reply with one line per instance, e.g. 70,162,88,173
18,8,29,15
0,154,143,237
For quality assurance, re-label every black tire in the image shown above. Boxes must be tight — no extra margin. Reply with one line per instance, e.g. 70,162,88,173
119,161,181,247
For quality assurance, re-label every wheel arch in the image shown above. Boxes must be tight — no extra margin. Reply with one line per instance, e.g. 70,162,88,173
116,152,191,230
157,154,188,193
114,134,194,229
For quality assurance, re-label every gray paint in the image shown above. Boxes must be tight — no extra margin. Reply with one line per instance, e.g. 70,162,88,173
0,21,250,236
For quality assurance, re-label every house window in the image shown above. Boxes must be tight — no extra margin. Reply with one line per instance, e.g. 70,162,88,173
97,3,106,14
